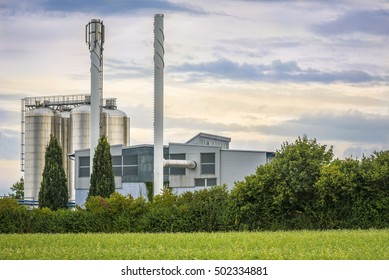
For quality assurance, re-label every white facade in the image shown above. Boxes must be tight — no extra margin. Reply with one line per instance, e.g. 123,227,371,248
220,149,267,187
74,133,274,205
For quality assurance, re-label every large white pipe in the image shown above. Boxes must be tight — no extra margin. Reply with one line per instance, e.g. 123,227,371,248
164,159,197,170
153,14,164,196
86,19,104,173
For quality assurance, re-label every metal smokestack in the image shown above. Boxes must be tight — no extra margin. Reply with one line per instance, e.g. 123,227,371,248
86,19,105,173
153,14,164,196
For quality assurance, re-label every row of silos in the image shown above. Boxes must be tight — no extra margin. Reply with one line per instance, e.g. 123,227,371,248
24,104,130,202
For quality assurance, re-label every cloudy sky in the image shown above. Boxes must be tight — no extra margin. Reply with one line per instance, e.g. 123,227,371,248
1,0,389,195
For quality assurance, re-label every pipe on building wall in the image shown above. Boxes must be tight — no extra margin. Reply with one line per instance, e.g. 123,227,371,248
164,159,197,170
153,14,164,196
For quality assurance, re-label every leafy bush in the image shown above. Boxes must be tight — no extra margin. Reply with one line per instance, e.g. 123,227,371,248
1,137,388,233
0,198,29,233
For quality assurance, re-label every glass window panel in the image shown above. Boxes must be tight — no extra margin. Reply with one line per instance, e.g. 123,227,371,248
201,164,215,175
195,178,206,186
123,166,138,176
79,157,90,167
123,155,138,165
201,153,215,164
113,166,122,177
170,153,185,160
207,178,217,186
112,156,122,166
79,167,90,177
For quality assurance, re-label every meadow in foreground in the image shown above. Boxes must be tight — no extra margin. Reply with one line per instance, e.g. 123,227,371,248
0,229,388,260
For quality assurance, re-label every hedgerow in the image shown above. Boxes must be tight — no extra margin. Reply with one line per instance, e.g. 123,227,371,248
1,136,388,233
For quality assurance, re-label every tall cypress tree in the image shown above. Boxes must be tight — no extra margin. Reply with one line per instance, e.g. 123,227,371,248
39,135,68,210
88,135,115,199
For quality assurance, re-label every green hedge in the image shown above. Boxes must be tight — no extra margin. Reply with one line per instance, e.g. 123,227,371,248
0,177,387,234
0,186,232,233
1,139,388,233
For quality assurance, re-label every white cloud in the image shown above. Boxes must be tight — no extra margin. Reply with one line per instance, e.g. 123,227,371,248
0,0,389,191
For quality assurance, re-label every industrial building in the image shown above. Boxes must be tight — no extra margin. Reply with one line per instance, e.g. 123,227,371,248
20,16,274,206
73,132,275,205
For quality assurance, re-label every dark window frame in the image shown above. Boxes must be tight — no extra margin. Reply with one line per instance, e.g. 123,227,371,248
194,178,217,187
123,155,138,176
200,153,216,175
79,156,90,177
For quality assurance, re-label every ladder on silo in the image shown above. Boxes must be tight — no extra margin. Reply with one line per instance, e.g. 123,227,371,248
20,98,25,172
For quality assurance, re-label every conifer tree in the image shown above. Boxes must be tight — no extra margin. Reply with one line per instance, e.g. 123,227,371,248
88,135,115,198
39,135,68,210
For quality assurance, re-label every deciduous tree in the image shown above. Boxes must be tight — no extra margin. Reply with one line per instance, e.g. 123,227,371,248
9,177,24,199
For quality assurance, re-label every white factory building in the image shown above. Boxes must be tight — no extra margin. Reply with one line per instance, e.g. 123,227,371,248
74,132,275,205
20,16,275,207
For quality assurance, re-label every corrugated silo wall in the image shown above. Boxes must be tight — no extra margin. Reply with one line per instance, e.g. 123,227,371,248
24,108,73,202
102,108,129,146
70,105,90,201
24,107,58,201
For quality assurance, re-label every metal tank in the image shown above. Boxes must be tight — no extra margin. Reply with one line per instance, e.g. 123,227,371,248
24,107,55,201
103,108,130,146
70,105,90,152
70,105,90,199
71,105,129,152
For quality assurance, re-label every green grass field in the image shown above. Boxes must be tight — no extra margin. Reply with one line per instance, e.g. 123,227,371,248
0,230,388,260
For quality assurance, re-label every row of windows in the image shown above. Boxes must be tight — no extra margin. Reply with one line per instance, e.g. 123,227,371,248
194,178,217,187
79,155,138,177
79,153,216,177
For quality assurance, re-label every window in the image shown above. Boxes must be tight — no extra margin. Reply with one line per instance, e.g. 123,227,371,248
112,156,122,165
112,156,122,177
194,178,206,187
195,178,217,187
206,178,217,186
79,156,90,177
123,155,138,176
201,153,215,174
169,153,186,175
123,155,137,165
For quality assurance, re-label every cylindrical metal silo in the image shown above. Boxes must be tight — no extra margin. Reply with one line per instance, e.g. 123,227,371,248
103,108,129,146
70,105,90,197
24,107,55,201
70,105,90,152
